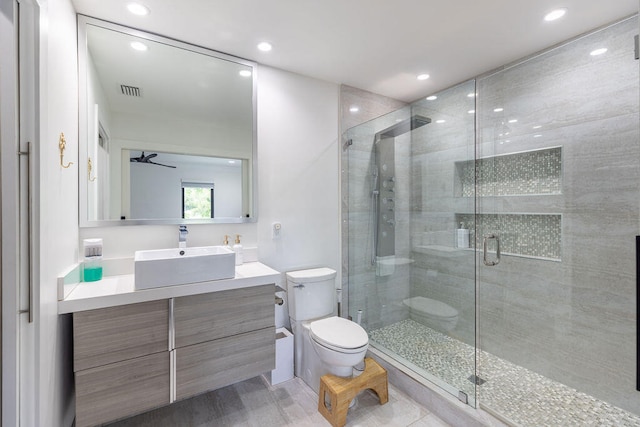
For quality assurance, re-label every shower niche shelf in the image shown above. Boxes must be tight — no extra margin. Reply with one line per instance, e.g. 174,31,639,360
455,146,562,197
455,213,561,261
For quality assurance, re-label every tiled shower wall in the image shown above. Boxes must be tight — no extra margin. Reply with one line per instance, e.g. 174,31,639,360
342,15,639,418
408,81,477,347
475,17,640,415
340,86,407,326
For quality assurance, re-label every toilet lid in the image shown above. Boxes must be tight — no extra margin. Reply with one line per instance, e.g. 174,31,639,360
403,297,458,318
309,316,369,350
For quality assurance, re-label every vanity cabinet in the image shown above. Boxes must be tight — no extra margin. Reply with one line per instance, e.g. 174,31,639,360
72,285,275,427
75,352,170,427
173,284,276,400
73,300,170,427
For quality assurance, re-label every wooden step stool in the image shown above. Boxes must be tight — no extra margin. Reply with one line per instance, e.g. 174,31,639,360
317,357,388,427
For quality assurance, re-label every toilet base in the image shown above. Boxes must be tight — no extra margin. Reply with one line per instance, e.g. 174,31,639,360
403,296,459,332
291,318,367,394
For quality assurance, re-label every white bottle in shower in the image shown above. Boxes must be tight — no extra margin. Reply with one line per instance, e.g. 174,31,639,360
456,222,470,248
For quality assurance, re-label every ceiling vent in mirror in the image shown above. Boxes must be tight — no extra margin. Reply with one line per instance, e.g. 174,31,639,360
120,84,142,97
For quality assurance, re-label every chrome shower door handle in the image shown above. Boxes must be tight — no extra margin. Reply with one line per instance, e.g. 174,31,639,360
483,234,501,266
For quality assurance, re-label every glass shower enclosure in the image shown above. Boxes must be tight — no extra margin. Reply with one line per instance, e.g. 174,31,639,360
344,15,640,426
344,80,478,404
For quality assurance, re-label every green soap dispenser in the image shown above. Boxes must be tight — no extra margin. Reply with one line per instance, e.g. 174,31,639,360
83,238,103,282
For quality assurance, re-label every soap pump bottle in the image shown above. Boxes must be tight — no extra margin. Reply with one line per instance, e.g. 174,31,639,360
223,235,231,250
233,234,243,265
456,222,470,249
83,238,103,282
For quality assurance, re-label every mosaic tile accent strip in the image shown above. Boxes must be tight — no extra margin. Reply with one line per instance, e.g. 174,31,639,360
369,319,640,427
456,147,562,197
456,213,561,260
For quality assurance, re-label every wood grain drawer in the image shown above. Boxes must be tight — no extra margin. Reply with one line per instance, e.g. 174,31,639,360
73,299,169,371
175,327,275,400
173,284,275,348
75,351,170,427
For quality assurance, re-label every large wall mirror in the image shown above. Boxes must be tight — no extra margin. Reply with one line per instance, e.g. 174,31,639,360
78,16,257,226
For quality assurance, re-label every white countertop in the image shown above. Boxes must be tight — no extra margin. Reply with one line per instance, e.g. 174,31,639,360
58,261,281,314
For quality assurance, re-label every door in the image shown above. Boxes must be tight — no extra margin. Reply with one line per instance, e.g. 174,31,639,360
1,0,39,425
474,17,639,422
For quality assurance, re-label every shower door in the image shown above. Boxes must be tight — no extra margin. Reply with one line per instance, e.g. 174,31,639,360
474,17,640,425
345,80,478,405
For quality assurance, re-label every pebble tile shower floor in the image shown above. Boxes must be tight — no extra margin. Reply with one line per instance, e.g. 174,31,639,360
369,319,640,427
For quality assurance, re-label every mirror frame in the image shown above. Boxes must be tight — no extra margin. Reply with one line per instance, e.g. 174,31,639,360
77,15,258,227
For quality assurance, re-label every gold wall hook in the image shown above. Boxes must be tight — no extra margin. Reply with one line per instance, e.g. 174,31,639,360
59,132,73,168
88,157,97,182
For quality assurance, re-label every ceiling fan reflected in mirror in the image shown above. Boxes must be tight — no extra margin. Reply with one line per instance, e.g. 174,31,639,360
130,151,176,168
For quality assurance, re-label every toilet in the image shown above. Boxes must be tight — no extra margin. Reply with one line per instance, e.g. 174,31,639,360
286,267,369,393
402,296,459,332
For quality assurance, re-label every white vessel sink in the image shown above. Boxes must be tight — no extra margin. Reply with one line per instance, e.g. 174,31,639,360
134,246,236,290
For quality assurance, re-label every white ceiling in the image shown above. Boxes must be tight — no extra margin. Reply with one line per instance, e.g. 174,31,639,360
71,0,638,102
86,22,253,122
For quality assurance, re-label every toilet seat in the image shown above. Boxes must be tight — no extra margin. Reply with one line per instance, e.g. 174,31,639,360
309,316,369,354
403,296,458,320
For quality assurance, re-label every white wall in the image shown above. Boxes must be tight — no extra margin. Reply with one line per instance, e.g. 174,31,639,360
256,66,341,277
38,0,78,425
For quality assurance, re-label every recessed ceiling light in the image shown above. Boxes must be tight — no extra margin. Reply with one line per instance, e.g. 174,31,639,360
426,95,437,101
257,42,272,52
544,8,567,22
590,48,608,56
417,74,430,81
127,2,150,16
467,93,476,98
436,119,446,124
349,106,359,113
493,107,504,113
239,70,252,77
468,110,475,114
508,119,518,123
130,41,148,51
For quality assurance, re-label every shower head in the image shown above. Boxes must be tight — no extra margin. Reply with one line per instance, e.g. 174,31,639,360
375,115,431,140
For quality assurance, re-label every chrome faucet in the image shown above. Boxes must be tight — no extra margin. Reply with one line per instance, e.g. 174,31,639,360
178,225,188,248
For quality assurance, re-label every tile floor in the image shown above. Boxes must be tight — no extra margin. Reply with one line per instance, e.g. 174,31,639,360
370,319,640,427
105,373,451,427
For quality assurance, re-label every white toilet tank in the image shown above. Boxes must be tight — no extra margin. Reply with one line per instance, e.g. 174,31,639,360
286,267,336,321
